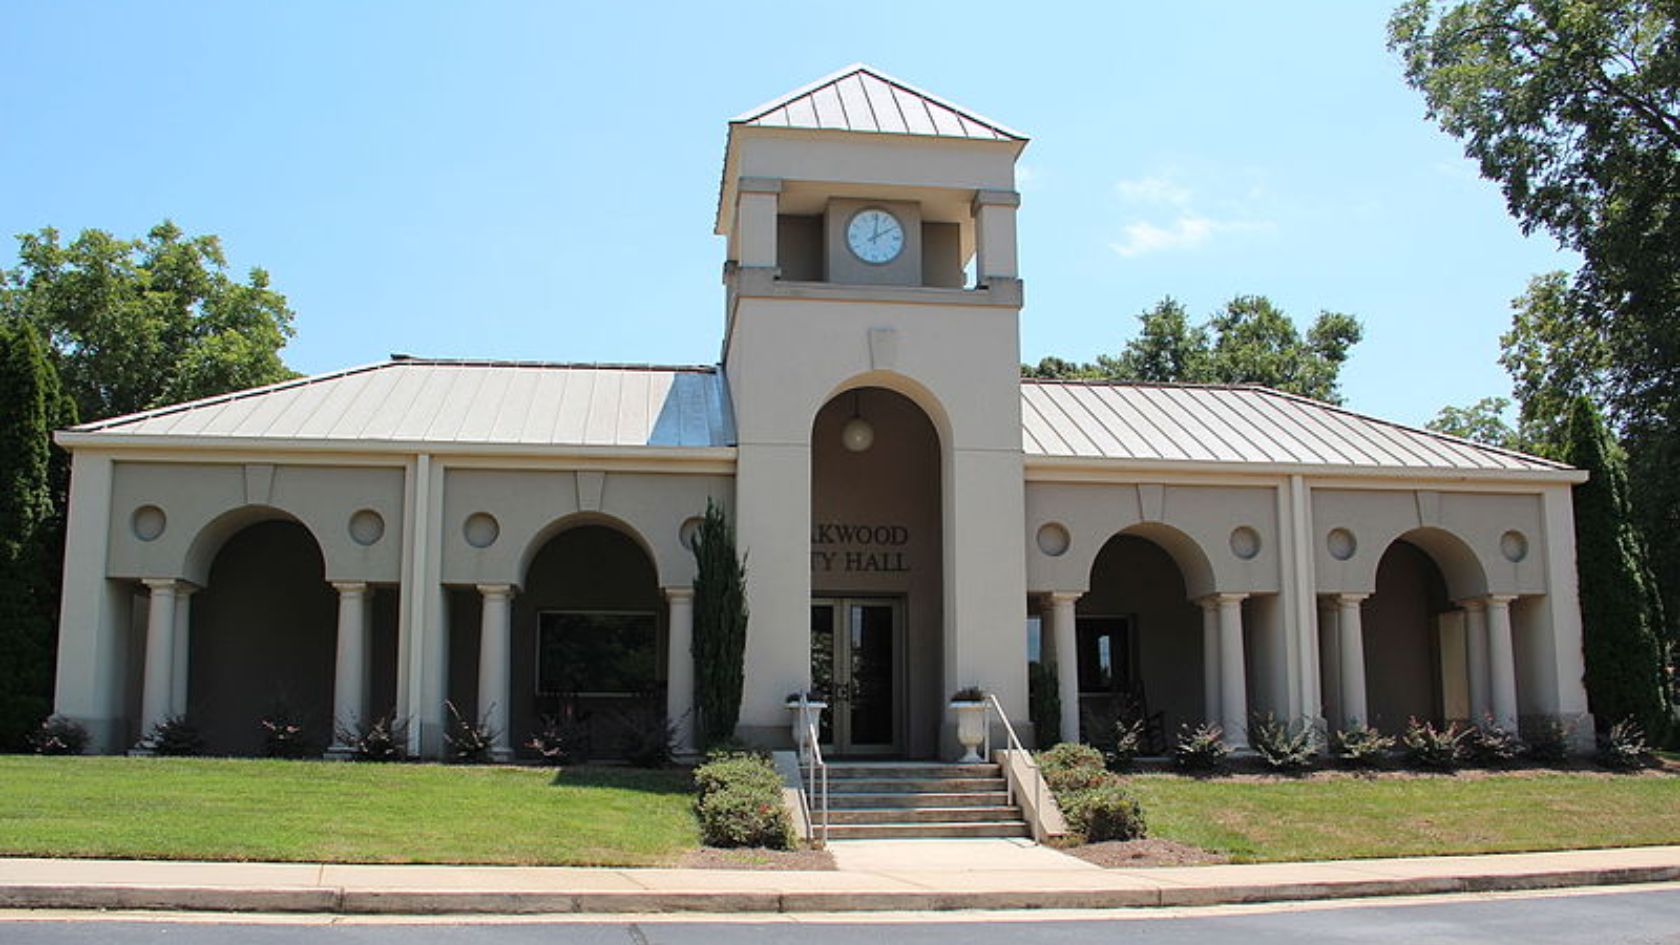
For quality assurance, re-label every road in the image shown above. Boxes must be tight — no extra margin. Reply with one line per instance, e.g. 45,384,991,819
3,886,1678,944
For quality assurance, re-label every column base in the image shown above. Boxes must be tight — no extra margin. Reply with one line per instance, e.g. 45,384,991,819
126,745,155,757
489,746,515,764
324,743,356,761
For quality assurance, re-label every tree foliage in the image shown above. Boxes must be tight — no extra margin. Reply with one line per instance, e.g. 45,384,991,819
1563,396,1671,738
1024,295,1364,403
0,221,297,422
691,499,748,749
1427,396,1523,450
0,321,76,750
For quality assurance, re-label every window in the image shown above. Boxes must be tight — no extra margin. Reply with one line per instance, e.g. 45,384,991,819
1075,616,1135,695
536,611,658,696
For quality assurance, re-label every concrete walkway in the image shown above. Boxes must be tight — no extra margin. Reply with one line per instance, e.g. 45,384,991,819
0,846,1676,915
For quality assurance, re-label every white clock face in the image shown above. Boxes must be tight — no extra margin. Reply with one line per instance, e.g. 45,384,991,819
846,208,905,264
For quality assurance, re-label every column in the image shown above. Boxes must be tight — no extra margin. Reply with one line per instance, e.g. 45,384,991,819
476,584,515,761
169,586,196,718
1337,593,1369,728
1216,593,1249,744
1485,595,1520,731
328,582,370,756
1461,598,1491,723
973,189,1021,282
1199,597,1221,725
1048,592,1081,744
665,587,696,757
1317,596,1341,729
137,579,180,747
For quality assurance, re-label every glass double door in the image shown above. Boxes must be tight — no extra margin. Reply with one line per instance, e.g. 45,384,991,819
810,598,903,756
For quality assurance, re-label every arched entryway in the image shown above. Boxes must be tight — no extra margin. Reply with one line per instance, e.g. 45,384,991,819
1361,540,1453,730
187,519,337,755
809,386,943,758
454,521,665,760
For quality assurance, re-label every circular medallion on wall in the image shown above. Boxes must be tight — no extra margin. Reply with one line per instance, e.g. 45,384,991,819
348,509,385,546
679,515,705,552
463,512,500,549
1229,526,1262,560
1326,527,1358,561
131,505,167,542
1035,522,1070,557
1500,530,1529,563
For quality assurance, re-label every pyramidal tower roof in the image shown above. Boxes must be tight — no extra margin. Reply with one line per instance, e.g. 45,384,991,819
731,64,1026,142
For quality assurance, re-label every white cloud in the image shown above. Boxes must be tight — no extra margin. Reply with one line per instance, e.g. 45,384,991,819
1115,175,1192,205
1109,216,1274,258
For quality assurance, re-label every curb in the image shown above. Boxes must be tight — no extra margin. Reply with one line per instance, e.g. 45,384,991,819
2,865,1677,914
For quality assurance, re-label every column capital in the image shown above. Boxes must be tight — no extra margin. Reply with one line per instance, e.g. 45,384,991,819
1046,590,1083,606
475,583,517,600
1336,592,1369,606
331,581,370,596
972,188,1022,210
1456,597,1488,612
663,586,696,602
1483,593,1520,606
141,578,183,593
1204,592,1249,606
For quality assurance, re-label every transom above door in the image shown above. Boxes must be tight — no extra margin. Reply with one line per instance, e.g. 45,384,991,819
810,597,904,756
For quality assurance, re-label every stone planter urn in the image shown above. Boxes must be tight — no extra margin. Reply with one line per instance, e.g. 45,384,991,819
786,698,827,751
949,694,989,763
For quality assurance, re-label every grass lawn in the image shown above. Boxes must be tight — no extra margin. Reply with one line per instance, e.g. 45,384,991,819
1123,769,1680,863
0,756,698,866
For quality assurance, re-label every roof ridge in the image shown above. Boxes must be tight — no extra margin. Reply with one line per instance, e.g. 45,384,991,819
731,63,1027,141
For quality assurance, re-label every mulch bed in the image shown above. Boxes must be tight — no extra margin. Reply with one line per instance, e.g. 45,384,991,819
1064,838,1229,868
676,847,837,870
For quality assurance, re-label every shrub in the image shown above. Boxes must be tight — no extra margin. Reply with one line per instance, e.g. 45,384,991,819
28,715,88,755
338,712,407,762
1331,723,1395,768
1249,714,1318,771
950,686,987,703
692,498,748,750
1172,722,1230,773
1037,742,1108,793
692,752,792,849
1464,721,1525,768
1061,780,1148,842
443,701,496,764
259,705,312,759
1401,718,1465,771
702,738,768,763
1598,718,1655,770
526,713,589,766
1525,719,1574,764
613,702,676,768
142,715,205,757
1028,661,1061,746
1110,717,1144,771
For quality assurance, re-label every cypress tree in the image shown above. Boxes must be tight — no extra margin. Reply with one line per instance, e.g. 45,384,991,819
691,499,748,748
0,320,74,750
1563,396,1671,738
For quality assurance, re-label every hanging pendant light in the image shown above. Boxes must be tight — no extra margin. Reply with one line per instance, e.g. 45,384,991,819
841,390,874,452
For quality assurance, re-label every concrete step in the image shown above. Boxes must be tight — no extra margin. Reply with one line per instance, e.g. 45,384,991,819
826,806,1022,825
824,821,1032,841
826,777,1008,793
819,791,1012,809
825,764,1001,780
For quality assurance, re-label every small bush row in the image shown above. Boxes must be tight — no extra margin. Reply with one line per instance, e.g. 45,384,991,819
1036,742,1148,843
691,751,794,849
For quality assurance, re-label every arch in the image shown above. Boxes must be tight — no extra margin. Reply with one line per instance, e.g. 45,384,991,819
1114,522,1218,601
515,511,662,589
183,505,329,586
1388,526,1488,602
1360,538,1456,730
818,370,954,453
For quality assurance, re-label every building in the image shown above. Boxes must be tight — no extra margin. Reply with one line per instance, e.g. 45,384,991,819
51,66,1594,760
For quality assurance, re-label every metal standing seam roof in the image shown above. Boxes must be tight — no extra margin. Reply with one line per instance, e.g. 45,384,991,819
68,360,737,450
1020,380,1571,473
731,64,1026,142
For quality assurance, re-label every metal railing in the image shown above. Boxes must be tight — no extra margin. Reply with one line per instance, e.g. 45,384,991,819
981,692,1043,843
796,695,829,847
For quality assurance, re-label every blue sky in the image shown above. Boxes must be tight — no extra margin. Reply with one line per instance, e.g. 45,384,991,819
1,2,1575,426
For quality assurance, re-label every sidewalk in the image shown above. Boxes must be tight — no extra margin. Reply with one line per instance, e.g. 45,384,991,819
1,844,1676,915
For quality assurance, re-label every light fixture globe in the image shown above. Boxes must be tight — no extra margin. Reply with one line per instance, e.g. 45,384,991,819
841,417,875,452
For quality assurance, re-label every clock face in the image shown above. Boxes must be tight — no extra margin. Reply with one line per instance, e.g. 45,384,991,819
846,208,905,264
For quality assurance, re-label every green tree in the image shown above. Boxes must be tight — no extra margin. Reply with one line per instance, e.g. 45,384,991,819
1,221,297,422
1563,396,1671,737
691,499,748,749
0,321,77,750
1427,396,1523,450
1026,295,1363,404
1499,272,1614,455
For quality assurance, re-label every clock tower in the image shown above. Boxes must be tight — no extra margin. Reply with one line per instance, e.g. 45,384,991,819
715,65,1032,753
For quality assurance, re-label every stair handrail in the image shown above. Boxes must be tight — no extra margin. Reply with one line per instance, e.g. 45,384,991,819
797,694,829,847
983,692,1042,842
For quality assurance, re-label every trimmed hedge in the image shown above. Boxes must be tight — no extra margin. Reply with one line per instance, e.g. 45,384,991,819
1035,741,1148,843
692,753,793,849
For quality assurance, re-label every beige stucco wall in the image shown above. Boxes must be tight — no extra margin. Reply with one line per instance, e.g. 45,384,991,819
1312,488,1548,598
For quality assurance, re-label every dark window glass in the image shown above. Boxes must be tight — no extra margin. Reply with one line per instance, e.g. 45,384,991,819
1076,616,1133,695
537,612,657,696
